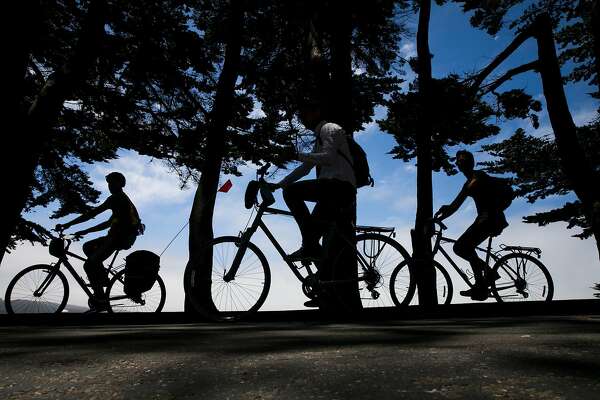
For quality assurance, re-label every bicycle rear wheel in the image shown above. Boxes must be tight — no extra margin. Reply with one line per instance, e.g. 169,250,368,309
5,264,69,314
491,253,554,302
106,269,166,312
184,236,271,320
331,233,411,309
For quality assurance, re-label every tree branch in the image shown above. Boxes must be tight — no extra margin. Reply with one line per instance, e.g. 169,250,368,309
480,60,540,94
469,26,535,91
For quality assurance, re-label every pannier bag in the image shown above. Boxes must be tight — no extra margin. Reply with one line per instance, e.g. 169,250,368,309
124,250,160,296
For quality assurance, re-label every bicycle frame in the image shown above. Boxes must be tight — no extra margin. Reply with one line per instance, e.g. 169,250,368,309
223,200,375,288
38,239,123,300
431,228,500,289
223,204,314,282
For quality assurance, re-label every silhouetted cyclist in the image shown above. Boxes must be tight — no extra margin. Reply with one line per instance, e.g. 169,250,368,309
269,102,356,264
435,150,508,301
56,172,143,311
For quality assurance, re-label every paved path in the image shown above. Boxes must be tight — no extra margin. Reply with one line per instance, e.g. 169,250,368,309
1,316,599,399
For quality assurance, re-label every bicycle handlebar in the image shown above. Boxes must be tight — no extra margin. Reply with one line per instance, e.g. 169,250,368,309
431,218,448,231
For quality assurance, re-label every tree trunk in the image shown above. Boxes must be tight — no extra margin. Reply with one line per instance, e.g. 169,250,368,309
413,0,437,306
330,1,353,131
184,0,243,313
591,0,600,91
324,0,361,312
1,0,106,265
1,2,39,264
304,8,330,103
534,14,600,258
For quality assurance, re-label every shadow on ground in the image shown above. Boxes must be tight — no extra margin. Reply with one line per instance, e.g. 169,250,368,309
0,316,599,399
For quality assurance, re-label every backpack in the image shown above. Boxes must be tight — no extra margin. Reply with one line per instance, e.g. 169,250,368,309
316,123,374,188
339,136,374,188
487,175,515,211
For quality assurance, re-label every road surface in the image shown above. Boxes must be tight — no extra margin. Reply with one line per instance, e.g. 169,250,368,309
1,315,599,399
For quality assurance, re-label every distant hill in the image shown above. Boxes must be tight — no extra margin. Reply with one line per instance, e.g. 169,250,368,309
0,298,88,313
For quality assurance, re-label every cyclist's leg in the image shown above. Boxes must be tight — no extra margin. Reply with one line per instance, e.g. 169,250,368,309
84,236,119,299
282,180,323,257
453,220,492,288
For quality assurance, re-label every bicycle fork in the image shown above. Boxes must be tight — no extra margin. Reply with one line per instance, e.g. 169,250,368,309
34,262,62,297
223,237,250,282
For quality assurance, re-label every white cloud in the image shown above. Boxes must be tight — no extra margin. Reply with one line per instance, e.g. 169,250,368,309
400,42,417,59
249,101,266,119
92,153,192,207
572,106,598,126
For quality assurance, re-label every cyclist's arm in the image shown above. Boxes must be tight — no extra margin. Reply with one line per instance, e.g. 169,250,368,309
437,186,468,220
61,200,110,229
277,162,313,187
74,219,112,236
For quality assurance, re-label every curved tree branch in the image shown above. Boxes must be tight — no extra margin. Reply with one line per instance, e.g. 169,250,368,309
480,60,540,94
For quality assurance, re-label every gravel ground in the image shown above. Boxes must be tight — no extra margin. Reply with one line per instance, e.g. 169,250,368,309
1,316,599,399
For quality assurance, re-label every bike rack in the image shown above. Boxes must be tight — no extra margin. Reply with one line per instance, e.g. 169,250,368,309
499,244,542,258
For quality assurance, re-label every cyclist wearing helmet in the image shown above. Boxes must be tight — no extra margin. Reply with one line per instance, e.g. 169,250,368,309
435,150,508,301
56,172,143,311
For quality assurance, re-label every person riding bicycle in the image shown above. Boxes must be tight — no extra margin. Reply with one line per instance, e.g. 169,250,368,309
55,172,143,311
269,101,357,264
435,150,509,301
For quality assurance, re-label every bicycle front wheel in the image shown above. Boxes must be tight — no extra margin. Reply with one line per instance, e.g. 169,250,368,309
491,253,554,302
390,259,453,306
5,264,69,314
106,269,166,312
184,236,271,319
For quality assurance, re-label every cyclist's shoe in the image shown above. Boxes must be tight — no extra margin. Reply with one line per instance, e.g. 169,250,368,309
460,284,488,301
303,298,320,308
470,289,489,301
288,245,323,262
86,296,110,313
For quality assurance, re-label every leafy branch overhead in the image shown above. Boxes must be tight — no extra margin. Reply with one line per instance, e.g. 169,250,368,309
379,74,541,174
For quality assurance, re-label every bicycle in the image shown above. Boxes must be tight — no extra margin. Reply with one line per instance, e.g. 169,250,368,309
389,219,554,305
184,164,412,320
4,231,166,314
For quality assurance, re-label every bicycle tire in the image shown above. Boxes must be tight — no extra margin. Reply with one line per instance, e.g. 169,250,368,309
389,260,417,307
490,253,554,302
5,264,69,314
433,260,453,305
329,233,411,309
106,269,166,313
183,236,271,321
390,259,453,306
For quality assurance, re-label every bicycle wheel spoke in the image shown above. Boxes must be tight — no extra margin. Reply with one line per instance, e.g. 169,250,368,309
6,266,68,314
347,235,410,308
199,238,270,314
492,253,553,302
106,270,165,313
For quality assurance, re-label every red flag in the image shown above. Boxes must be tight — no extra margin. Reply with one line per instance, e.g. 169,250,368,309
218,179,233,193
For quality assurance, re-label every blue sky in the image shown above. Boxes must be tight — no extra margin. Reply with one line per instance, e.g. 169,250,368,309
2,2,599,311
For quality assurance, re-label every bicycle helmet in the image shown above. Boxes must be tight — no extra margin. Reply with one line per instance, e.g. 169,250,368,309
105,171,126,188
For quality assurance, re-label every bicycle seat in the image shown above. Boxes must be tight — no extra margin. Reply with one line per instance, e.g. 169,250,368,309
356,225,395,234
